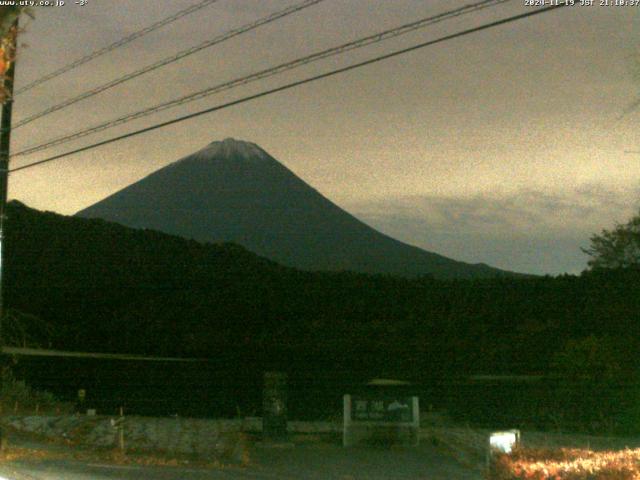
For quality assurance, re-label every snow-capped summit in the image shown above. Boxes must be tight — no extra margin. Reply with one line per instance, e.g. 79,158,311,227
205,138,267,160
76,140,509,278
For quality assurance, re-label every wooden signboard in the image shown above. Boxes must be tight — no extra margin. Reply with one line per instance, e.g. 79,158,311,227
343,394,419,447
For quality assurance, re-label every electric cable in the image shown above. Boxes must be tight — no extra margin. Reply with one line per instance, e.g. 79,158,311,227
15,0,221,95
13,0,511,158
13,0,326,128
10,3,570,174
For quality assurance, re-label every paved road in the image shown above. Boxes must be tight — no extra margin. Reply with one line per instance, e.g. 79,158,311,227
0,441,482,479
0,460,276,480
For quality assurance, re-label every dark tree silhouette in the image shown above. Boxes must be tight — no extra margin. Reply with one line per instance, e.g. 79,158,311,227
582,209,640,270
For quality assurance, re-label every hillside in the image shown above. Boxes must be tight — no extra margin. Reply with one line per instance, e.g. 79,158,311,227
5,200,639,372
5,200,640,427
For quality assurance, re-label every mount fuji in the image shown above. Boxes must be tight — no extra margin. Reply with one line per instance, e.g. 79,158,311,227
76,138,511,279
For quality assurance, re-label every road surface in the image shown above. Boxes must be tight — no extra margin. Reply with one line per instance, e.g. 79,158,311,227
0,439,482,479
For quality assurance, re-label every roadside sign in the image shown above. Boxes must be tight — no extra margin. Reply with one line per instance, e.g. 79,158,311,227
343,394,419,447
351,396,414,423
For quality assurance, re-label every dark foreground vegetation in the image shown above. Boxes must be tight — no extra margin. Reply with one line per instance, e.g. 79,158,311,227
4,201,640,432
488,446,640,480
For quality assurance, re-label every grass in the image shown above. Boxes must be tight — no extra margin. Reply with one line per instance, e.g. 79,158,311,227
422,425,491,471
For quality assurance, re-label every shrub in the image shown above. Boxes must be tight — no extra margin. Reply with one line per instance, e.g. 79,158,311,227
0,369,69,414
487,446,640,480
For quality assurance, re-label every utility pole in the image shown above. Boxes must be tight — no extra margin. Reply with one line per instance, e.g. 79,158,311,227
0,19,18,451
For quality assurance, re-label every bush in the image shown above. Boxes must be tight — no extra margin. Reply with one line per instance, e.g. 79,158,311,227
550,336,631,433
0,369,69,414
487,446,640,480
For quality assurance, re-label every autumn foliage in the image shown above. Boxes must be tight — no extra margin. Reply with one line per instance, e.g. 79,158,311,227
0,6,31,103
0,23,17,100
488,446,640,480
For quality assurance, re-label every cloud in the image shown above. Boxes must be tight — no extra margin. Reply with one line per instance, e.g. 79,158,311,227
348,186,640,275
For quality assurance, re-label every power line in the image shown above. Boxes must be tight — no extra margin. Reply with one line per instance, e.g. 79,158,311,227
13,0,326,129
14,0,221,95
2,346,206,362
13,0,511,158
10,3,570,174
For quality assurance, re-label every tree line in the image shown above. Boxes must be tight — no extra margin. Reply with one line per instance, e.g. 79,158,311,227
3,201,640,430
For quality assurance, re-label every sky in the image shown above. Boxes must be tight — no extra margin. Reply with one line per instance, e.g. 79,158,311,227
6,0,640,275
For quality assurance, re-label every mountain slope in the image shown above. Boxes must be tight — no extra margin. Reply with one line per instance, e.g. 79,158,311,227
77,138,512,279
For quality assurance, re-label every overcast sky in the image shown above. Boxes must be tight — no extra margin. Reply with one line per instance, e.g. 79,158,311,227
7,0,640,275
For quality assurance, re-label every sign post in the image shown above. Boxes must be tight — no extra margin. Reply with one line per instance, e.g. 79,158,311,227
110,407,126,453
262,372,288,442
77,388,86,413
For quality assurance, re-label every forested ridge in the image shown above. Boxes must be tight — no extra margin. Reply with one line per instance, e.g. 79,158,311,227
5,200,639,382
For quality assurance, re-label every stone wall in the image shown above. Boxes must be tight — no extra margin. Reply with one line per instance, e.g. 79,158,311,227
2,415,250,459
2,415,342,457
